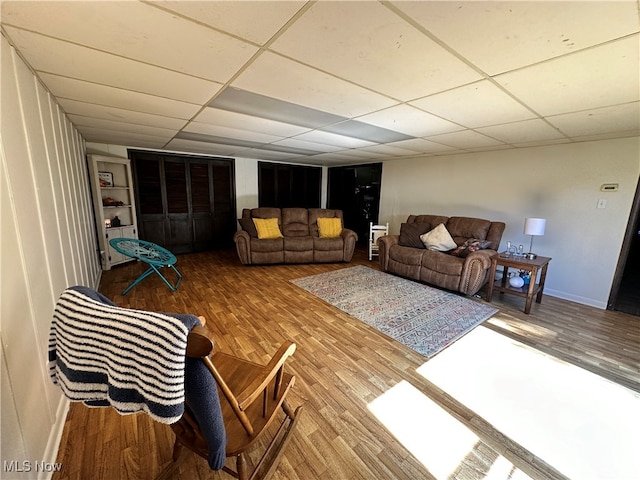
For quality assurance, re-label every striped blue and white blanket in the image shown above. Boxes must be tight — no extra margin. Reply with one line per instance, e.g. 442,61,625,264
48,286,200,424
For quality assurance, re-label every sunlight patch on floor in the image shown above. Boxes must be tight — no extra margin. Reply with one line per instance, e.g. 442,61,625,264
367,380,531,479
417,326,640,480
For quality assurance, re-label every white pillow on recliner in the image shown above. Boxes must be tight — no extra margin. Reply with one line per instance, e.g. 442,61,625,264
420,223,457,251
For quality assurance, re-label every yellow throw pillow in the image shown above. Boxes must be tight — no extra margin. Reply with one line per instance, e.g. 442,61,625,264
252,218,283,239
317,217,343,238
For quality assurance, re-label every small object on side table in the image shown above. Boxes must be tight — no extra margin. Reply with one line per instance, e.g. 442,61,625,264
486,252,552,314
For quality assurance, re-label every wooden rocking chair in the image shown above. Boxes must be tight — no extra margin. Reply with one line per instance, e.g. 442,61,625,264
158,325,302,480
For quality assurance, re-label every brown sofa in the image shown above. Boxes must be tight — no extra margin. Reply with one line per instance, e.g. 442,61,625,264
378,214,505,295
233,207,358,265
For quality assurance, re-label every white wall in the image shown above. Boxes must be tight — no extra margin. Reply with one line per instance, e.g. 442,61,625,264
1,34,101,477
379,137,640,308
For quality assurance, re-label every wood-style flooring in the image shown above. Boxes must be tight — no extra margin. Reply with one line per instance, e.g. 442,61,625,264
52,247,640,480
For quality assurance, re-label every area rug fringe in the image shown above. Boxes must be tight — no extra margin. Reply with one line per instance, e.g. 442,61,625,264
291,265,498,358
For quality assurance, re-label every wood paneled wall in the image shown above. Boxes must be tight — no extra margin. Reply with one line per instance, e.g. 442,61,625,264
1,33,101,469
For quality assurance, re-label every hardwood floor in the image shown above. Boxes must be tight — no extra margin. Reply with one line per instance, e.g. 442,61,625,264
52,246,640,480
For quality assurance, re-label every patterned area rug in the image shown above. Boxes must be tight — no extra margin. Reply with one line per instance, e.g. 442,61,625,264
291,265,498,358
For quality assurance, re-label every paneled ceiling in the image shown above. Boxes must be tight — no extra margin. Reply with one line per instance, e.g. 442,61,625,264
2,1,639,165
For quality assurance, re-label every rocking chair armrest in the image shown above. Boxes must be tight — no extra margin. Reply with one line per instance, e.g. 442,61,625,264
236,341,297,410
186,326,214,358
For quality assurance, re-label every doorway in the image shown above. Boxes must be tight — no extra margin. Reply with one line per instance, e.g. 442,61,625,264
608,176,640,315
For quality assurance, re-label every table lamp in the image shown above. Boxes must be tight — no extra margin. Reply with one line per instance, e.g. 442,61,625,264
524,217,546,259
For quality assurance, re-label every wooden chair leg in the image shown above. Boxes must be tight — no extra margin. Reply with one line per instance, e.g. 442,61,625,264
237,453,248,480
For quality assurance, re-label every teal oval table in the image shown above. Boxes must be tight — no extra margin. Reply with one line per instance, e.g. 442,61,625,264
109,238,182,295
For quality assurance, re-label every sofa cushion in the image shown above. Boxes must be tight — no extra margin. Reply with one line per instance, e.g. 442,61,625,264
398,223,431,249
407,215,450,230
317,217,343,238
451,238,492,257
420,224,457,251
282,208,310,237
421,250,464,276
313,236,343,251
238,218,258,238
250,237,284,252
253,218,283,239
284,236,313,252
446,217,491,245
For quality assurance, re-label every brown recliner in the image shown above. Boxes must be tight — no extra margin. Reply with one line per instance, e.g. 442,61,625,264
378,215,505,296
233,207,358,265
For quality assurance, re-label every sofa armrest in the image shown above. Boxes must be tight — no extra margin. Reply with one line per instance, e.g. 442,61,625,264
459,249,496,295
341,228,358,261
233,230,251,265
377,235,399,271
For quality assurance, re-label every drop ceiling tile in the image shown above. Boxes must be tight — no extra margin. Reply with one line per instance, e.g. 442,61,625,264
67,115,178,138
2,1,258,82
356,143,423,158
3,27,222,104
385,138,460,154
164,138,244,157
270,138,344,154
546,103,640,138
232,51,397,117
356,105,461,137
156,1,306,45
57,99,188,130
411,80,537,128
292,130,377,149
232,148,305,162
183,122,284,144
77,127,171,148
476,119,566,144
426,130,505,149
194,108,311,137
393,1,640,75
494,37,640,116
38,73,200,119
269,1,482,101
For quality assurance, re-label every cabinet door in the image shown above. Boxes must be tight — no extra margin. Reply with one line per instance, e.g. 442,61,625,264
165,160,191,254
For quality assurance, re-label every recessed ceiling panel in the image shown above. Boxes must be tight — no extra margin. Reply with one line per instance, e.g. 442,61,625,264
269,1,483,100
393,0,640,75
164,138,244,157
3,27,223,104
292,130,377,149
78,127,172,148
411,80,537,128
210,87,346,128
321,120,413,143
232,51,397,117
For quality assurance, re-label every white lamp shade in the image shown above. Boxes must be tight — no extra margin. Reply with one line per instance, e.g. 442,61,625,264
524,218,546,236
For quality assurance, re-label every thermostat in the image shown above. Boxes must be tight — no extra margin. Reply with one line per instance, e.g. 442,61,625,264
601,183,619,192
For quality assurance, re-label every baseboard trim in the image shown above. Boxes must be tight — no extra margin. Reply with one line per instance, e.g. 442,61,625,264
39,396,69,480
544,289,607,310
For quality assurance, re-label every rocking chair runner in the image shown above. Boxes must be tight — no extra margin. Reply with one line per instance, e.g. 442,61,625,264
158,325,303,480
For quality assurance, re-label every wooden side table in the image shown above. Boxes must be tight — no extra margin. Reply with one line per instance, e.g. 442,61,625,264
486,253,552,314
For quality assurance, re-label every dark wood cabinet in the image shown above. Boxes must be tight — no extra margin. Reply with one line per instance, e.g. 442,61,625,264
258,162,321,208
129,150,236,254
